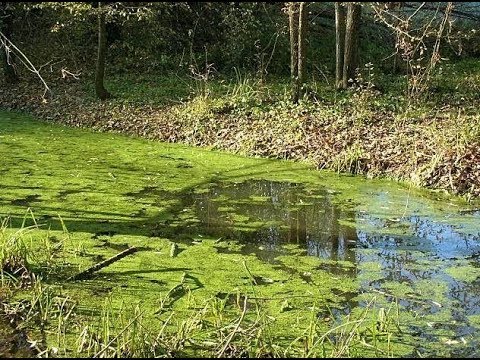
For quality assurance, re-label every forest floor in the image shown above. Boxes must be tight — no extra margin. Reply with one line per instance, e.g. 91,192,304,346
1,58,479,199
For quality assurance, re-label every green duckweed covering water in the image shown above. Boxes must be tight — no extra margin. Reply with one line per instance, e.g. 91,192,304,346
1,111,480,357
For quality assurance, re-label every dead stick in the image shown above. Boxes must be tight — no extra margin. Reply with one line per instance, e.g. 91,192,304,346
217,294,248,358
69,246,137,281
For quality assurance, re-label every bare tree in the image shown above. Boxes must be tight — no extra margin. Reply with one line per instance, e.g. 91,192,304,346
288,2,299,102
335,2,346,89
372,2,455,98
95,1,111,100
297,2,307,101
342,3,362,89
287,2,308,103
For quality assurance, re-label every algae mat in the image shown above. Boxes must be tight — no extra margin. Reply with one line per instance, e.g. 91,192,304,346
1,111,480,357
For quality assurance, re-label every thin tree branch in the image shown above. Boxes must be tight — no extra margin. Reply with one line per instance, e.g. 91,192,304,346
0,30,51,98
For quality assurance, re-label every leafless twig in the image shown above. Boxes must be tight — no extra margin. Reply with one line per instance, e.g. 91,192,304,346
0,30,52,99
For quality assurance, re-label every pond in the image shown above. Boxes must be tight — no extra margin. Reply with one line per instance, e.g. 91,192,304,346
1,111,479,357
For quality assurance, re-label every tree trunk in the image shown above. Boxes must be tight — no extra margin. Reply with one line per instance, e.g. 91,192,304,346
343,3,362,88
1,2,18,84
351,4,362,75
335,3,346,89
95,2,111,100
288,2,299,103
297,2,307,100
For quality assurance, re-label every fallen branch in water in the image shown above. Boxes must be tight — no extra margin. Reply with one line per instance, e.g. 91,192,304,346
217,294,248,358
68,246,137,281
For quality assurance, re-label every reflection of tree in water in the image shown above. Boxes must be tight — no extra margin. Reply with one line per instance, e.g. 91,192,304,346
355,212,480,351
188,180,358,264
356,213,480,268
